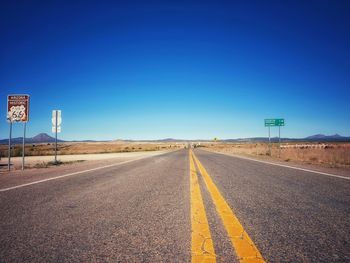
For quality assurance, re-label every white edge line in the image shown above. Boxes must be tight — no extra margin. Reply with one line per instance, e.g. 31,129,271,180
0,151,174,193
203,150,350,181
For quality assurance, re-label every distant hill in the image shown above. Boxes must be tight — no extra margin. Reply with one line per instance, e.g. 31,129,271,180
118,135,350,143
1,133,350,144
0,133,65,144
305,134,344,141
225,134,350,143
30,133,61,143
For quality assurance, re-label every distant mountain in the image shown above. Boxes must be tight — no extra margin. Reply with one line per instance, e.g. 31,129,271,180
145,138,189,142
117,135,350,143
305,134,342,140
31,133,58,143
224,137,286,143
1,133,350,145
113,138,192,143
0,133,65,144
303,134,350,142
228,134,350,143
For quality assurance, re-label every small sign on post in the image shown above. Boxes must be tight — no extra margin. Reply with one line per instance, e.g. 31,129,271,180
52,110,62,164
7,95,30,171
264,118,285,157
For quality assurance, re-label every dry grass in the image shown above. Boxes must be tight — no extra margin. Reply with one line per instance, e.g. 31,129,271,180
0,142,182,158
33,160,85,168
202,142,350,167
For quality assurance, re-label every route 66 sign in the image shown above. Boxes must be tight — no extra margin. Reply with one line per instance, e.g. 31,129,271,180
7,95,30,122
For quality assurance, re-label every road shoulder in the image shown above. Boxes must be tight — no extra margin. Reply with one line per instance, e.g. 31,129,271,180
201,148,350,179
0,151,172,190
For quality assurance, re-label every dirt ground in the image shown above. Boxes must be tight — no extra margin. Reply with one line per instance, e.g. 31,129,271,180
0,141,185,171
0,141,184,157
1,151,171,170
201,142,350,171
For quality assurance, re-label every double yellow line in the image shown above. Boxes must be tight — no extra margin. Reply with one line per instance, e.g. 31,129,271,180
189,150,265,263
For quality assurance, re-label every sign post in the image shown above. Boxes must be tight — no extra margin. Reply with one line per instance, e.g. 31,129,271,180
279,126,281,158
52,110,62,164
22,122,26,170
7,95,30,171
264,119,285,157
55,111,57,164
8,122,12,171
268,126,271,155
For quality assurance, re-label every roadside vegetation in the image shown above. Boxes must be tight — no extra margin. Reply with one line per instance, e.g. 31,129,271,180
33,160,85,168
203,142,350,168
0,142,181,158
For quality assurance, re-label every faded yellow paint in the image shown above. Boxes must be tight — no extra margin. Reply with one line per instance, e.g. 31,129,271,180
192,151,265,263
189,150,216,263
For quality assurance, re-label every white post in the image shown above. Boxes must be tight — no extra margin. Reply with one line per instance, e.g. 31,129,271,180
22,122,26,170
279,126,281,158
55,110,58,164
8,122,12,171
268,126,271,156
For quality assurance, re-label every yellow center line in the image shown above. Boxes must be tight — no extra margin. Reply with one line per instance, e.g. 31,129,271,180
189,150,216,263
192,151,265,263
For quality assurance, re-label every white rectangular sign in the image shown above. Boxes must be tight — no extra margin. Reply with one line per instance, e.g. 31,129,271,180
52,110,62,133
52,110,62,125
52,126,61,133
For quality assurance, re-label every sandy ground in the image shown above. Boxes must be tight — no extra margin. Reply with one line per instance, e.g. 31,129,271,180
203,147,350,177
0,141,183,157
0,151,170,171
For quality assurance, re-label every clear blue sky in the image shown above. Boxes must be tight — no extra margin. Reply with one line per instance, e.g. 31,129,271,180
1,0,349,140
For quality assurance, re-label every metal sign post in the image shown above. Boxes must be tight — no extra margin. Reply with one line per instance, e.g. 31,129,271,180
268,126,271,156
264,119,285,158
8,122,12,171
52,110,62,164
7,94,30,171
55,110,58,164
22,122,26,170
279,126,281,158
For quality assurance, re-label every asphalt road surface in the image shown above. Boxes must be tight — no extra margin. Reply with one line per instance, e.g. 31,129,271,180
0,149,349,262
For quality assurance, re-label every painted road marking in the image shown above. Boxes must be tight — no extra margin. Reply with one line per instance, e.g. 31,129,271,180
189,150,216,262
0,152,171,193
205,150,350,181
192,151,265,263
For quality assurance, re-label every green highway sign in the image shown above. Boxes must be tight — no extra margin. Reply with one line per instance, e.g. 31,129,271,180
264,118,285,127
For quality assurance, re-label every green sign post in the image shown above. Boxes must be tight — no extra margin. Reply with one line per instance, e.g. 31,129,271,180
264,119,285,157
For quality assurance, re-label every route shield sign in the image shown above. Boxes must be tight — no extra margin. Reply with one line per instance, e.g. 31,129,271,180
7,95,30,122
264,118,285,127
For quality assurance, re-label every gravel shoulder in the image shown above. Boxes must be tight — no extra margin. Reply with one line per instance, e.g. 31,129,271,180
202,147,350,178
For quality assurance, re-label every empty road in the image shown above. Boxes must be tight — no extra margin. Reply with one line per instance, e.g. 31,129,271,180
0,149,349,262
